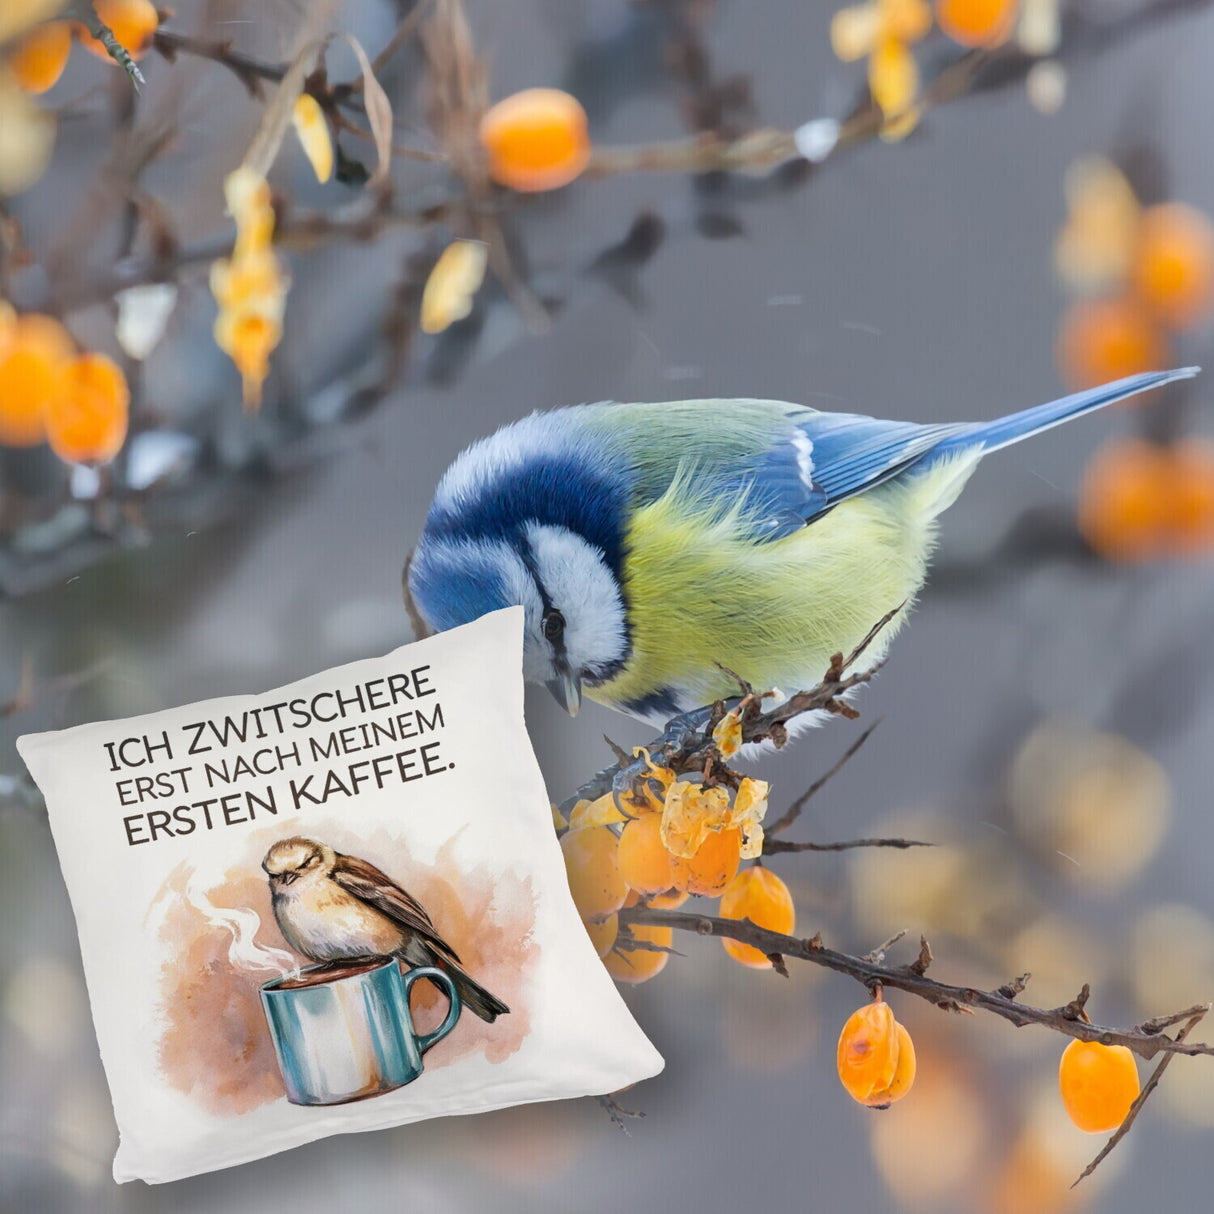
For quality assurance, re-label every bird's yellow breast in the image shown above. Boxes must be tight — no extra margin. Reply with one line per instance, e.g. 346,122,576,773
592,453,979,711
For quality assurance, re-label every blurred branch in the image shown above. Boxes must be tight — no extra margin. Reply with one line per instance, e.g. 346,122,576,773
620,904,1214,1063
764,834,934,854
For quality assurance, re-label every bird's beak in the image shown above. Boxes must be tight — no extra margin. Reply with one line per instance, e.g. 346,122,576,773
546,668,582,717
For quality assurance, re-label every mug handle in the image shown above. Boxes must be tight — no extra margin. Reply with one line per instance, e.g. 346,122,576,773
400,966,462,1054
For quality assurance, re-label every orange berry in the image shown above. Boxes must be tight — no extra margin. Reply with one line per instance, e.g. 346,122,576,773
603,924,671,984
9,21,71,94
1131,203,1214,331
622,887,641,908
560,825,627,920
837,998,917,1108
670,826,742,897
0,313,75,447
44,352,129,465
1168,439,1214,555
583,913,618,959
647,888,690,910
618,812,675,895
1056,295,1169,391
719,866,796,969
479,88,591,193
1077,438,1172,561
78,0,158,62
1058,1040,1139,1133
935,0,1019,48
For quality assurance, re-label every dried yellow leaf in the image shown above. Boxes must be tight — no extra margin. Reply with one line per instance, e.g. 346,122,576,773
420,239,488,335
712,707,744,758
291,94,333,184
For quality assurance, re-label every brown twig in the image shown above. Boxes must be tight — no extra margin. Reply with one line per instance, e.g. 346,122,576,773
619,905,1214,1063
764,835,934,854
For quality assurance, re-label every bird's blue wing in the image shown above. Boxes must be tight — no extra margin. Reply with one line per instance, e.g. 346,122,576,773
734,411,966,541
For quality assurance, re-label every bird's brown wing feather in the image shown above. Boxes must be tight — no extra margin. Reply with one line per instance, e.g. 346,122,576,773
331,854,461,963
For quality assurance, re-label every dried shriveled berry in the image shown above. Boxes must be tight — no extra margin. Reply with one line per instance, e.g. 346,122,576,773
837,998,917,1108
479,88,591,193
670,826,742,897
719,866,795,969
1059,1039,1139,1133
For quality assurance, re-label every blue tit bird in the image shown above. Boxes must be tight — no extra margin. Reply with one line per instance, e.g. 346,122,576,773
406,368,1197,732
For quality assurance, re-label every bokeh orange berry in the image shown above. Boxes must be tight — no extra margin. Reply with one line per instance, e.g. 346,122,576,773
603,924,672,984
1056,294,1168,391
719,866,796,969
837,997,917,1108
561,825,628,920
0,312,74,447
1058,1039,1139,1133
479,88,591,193
44,352,129,465
670,826,742,897
1169,439,1214,555
1076,438,1214,561
78,0,158,62
618,812,675,896
935,0,1019,48
1077,438,1169,561
9,21,71,93
1130,203,1214,331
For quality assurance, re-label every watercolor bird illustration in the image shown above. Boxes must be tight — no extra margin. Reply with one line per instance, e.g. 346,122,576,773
262,836,509,1023
407,369,1197,735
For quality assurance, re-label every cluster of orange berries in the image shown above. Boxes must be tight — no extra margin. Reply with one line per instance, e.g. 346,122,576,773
1056,164,1214,390
831,0,1023,139
5,0,158,94
1053,159,1214,561
559,753,794,983
0,305,129,465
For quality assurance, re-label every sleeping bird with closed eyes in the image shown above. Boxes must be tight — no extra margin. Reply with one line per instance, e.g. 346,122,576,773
406,369,1197,734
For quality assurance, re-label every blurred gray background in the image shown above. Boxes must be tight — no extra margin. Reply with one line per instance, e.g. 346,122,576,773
3,1,1214,1211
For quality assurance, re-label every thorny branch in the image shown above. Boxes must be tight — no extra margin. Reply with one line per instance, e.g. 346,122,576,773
618,906,1214,1064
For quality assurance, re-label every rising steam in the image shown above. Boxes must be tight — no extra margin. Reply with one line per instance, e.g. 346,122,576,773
184,875,298,978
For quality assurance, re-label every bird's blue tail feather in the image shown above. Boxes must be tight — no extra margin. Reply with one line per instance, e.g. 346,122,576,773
933,368,1199,458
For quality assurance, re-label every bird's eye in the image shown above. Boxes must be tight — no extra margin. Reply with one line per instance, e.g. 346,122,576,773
542,609,565,642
